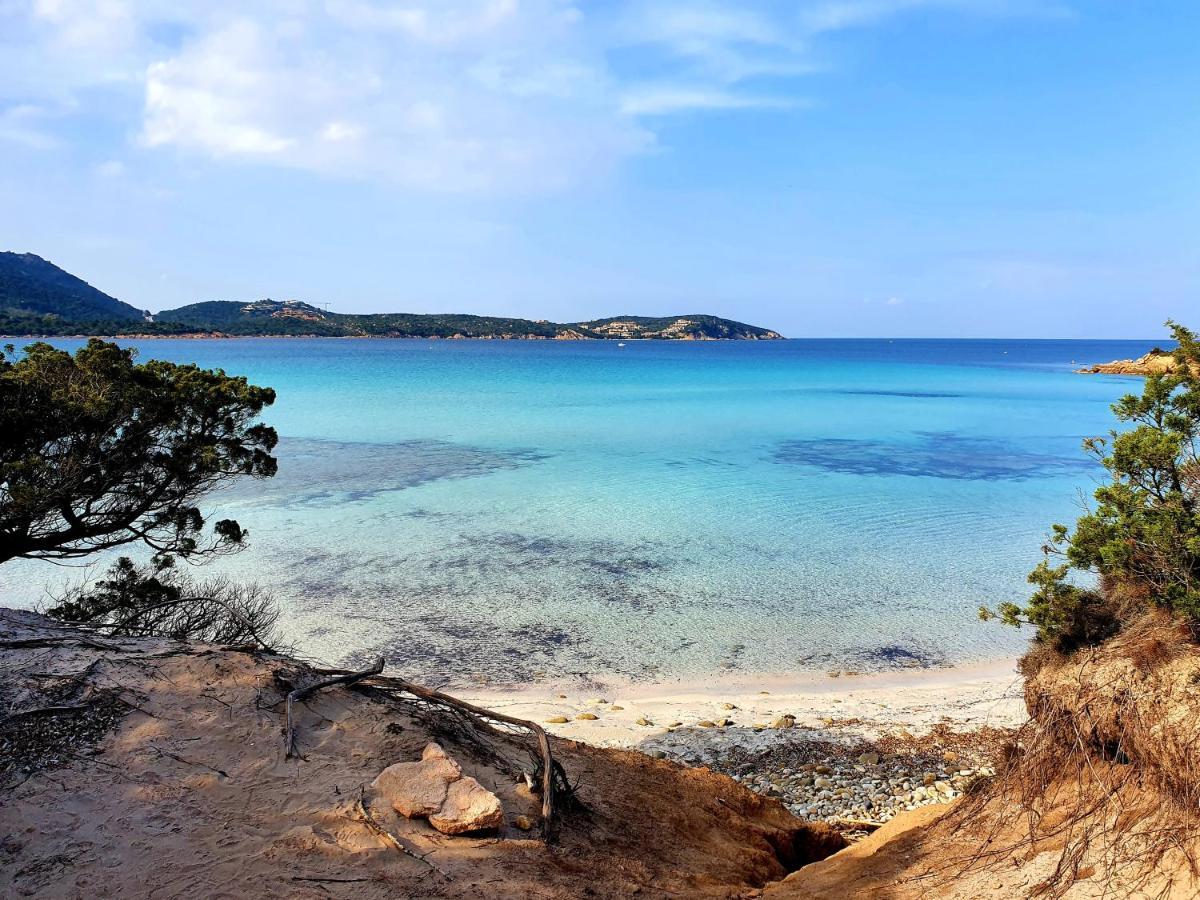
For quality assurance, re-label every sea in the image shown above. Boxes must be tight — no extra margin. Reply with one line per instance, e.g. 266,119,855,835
1,337,1162,686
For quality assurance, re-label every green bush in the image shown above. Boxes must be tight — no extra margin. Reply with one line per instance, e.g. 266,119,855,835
982,321,1200,649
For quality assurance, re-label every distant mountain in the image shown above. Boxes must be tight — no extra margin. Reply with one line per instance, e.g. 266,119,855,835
0,252,145,325
0,255,783,340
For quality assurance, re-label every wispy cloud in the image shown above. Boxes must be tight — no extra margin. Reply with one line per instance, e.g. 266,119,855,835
0,0,1074,190
0,103,63,149
619,86,799,116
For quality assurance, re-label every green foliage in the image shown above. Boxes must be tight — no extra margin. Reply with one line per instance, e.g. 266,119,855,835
0,339,277,563
0,252,143,321
982,321,1200,648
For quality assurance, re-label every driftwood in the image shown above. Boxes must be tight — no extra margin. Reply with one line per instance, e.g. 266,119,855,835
284,657,386,758
360,673,563,842
832,817,885,831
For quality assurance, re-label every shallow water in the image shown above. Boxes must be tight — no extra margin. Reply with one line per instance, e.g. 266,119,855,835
1,337,1158,685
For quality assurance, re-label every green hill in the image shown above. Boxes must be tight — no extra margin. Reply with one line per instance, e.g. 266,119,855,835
0,253,145,324
0,254,783,340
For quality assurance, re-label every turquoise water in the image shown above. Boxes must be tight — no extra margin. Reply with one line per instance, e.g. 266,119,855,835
1,338,1159,685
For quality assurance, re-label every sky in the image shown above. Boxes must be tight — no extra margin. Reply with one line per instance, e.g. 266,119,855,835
0,1,1196,338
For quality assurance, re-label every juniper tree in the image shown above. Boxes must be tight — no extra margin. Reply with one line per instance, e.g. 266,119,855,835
983,321,1200,649
0,339,277,565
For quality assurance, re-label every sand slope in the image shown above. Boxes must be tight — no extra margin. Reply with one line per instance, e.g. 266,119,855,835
0,609,841,898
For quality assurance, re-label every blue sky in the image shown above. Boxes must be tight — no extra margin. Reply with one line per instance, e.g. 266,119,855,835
0,1,1196,337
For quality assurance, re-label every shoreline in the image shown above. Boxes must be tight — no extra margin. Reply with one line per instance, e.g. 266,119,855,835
462,656,1026,754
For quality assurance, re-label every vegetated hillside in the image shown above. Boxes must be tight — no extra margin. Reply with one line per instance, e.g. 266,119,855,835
0,252,145,323
0,252,784,339
575,314,782,340
155,300,783,339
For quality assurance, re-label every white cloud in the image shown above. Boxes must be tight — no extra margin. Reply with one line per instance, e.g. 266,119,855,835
800,0,1074,34
0,103,62,149
0,0,1075,190
95,159,125,176
620,86,797,116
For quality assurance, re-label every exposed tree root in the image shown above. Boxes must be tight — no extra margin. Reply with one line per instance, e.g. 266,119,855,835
284,657,385,758
355,672,571,842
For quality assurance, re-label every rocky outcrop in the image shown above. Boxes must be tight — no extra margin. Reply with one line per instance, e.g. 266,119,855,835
1077,348,1182,375
370,742,503,834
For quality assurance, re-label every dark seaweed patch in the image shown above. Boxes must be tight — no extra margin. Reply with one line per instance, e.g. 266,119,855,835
829,389,964,399
227,437,549,508
797,642,947,672
773,431,1092,481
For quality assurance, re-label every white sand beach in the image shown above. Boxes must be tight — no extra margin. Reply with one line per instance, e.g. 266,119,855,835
465,658,1026,756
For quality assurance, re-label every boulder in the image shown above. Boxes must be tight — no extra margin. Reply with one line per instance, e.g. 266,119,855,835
371,743,461,818
428,777,504,835
371,742,504,835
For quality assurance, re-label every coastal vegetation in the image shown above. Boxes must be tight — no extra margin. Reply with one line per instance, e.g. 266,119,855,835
0,252,782,340
0,339,277,565
983,321,1200,648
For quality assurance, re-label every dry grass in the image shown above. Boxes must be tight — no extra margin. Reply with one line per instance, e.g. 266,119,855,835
946,611,1200,898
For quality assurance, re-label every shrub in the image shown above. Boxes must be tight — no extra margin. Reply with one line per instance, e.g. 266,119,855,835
47,556,281,648
983,321,1200,649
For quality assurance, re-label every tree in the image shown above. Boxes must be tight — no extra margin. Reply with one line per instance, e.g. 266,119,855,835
0,339,277,564
983,321,1200,649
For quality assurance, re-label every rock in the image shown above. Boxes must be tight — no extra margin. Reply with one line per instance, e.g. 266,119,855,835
371,743,504,835
857,752,880,766
514,815,535,831
636,717,653,726
721,703,737,710
610,705,624,711
545,716,569,724
814,765,832,775
718,718,734,727
371,742,461,818
576,712,599,721
922,773,937,786
942,751,959,764
697,720,718,728
771,715,796,729
428,777,504,835
669,721,683,728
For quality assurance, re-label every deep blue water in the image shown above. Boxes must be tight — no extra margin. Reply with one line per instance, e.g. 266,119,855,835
0,337,1161,685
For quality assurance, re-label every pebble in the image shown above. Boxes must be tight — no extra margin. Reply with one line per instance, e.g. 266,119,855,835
575,713,598,721
676,741,999,828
